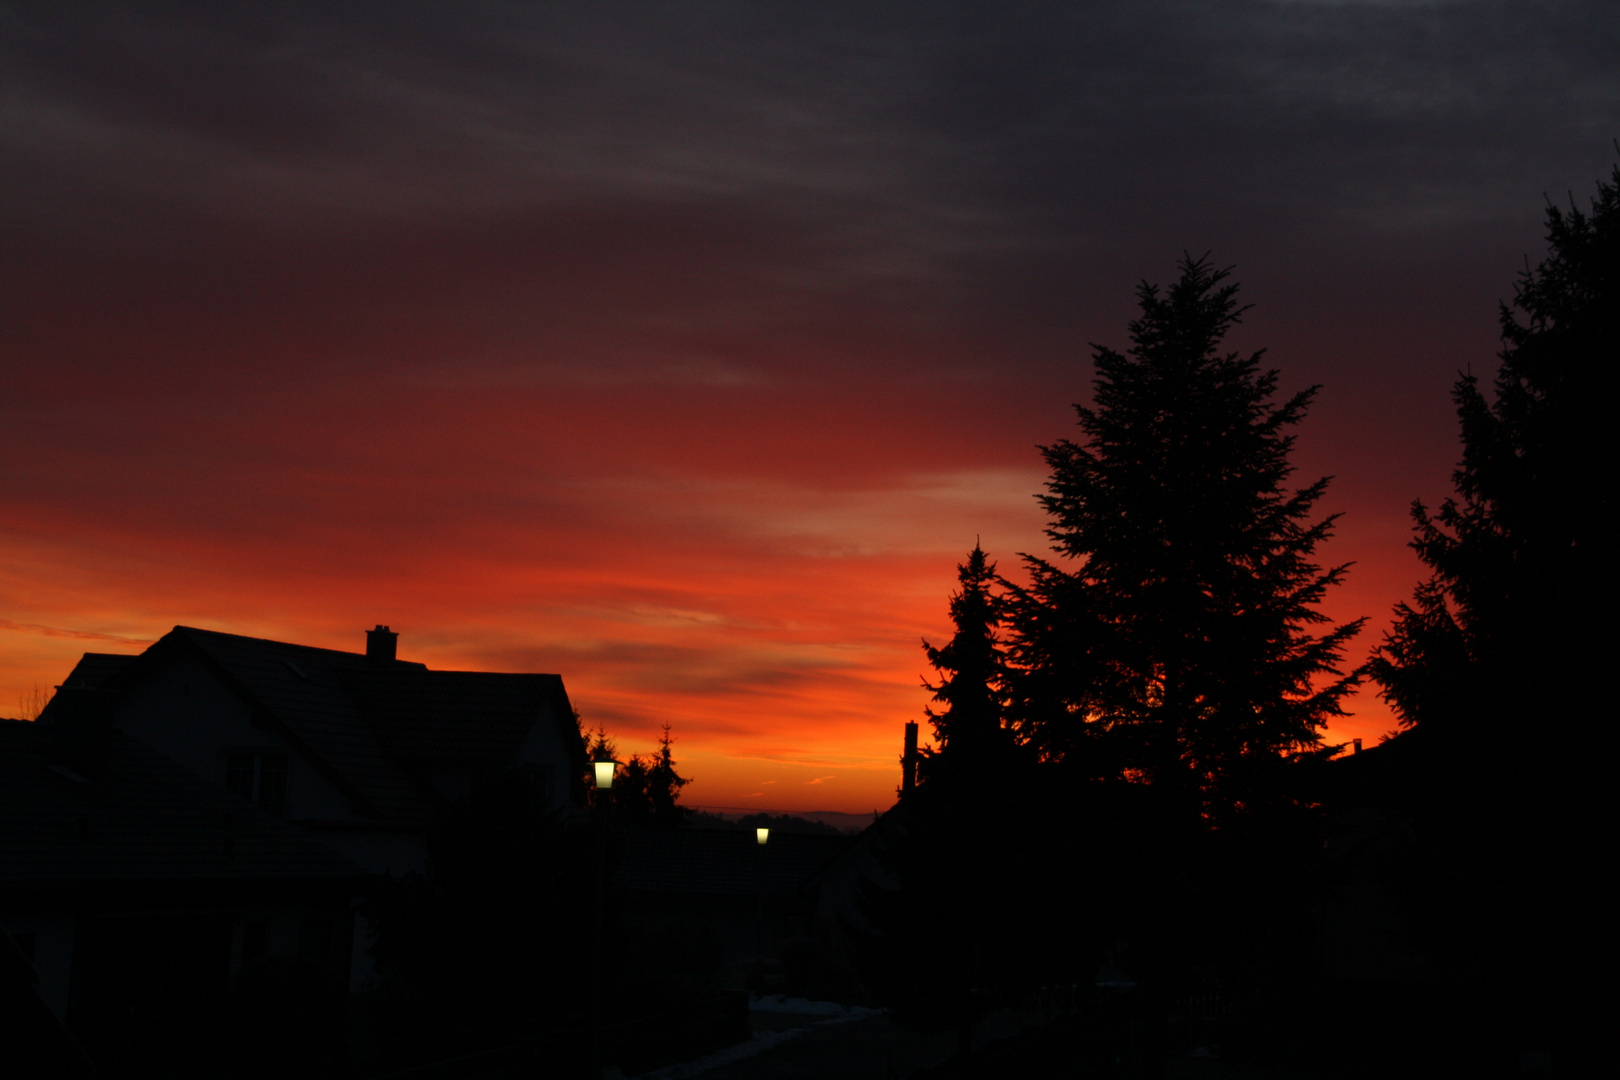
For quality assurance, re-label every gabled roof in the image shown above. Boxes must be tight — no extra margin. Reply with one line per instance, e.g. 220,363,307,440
800,800,907,897
616,829,854,899
0,720,363,887
339,667,568,762
48,626,583,825
58,652,136,689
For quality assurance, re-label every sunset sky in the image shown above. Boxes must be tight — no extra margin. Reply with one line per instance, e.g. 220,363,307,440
3,2,1617,813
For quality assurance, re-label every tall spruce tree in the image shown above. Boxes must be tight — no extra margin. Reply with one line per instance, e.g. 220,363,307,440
1005,255,1363,821
1368,164,1618,1071
1372,164,1618,749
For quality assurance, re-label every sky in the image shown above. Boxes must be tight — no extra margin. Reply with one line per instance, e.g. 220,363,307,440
3,1,1617,813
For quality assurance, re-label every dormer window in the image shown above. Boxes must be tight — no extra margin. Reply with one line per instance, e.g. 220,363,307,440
225,751,288,816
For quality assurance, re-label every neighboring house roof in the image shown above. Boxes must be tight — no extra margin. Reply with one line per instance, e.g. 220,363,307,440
1322,728,1423,810
58,652,135,689
42,626,583,825
801,801,907,896
0,719,364,888
616,829,854,900
339,667,567,763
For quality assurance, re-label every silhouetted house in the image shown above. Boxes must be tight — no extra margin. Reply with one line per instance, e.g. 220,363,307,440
794,726,917,977
38,625,586,877
0,717,364,1074
12,624,586,1012
1319,732,1432,984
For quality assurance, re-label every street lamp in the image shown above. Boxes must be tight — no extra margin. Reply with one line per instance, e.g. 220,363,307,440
753,825,769,991
590,759,614,1072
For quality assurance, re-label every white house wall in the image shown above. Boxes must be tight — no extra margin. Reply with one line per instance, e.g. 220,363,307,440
516,696,572,812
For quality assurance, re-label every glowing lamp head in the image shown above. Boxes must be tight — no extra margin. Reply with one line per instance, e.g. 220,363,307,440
593,760,616,790
756,827,769,845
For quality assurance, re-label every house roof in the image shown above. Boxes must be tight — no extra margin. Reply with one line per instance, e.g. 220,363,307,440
615,829,854,899
339,667,567,762
1323,728,1424,809
45,626,582,824
0,719,364,888
59,652,136,689
800,800,908,896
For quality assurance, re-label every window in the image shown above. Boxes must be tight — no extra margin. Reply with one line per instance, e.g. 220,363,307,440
224,751,290,816
522,764,556,808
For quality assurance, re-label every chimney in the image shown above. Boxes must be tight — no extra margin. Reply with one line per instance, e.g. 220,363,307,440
366,625,397,666
902,721,919,796
1353,738,1362,755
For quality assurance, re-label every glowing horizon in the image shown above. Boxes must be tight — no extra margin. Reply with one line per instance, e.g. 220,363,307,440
3,3,1611,813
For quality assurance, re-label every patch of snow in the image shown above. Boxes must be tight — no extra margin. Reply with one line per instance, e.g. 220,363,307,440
631,999,877,1078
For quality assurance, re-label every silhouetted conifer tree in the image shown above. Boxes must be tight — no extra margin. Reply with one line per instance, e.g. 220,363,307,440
978,259,1363,1067
581,722,690,827
1369,162,1619,1072
851,546,1054,1061
1005,255,1363,823
1373,164,1618,748
646,724,691,826
917,543,1014,785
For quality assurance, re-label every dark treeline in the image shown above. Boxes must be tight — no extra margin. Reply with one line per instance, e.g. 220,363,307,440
580,722,691,828
685,809,847,835
851,164,1618,1077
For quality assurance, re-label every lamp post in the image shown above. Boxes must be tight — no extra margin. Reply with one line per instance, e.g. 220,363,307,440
589,759,615,1075
753,826,769,991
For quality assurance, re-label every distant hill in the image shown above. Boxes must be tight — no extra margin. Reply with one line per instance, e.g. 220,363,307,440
683,807,878,836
